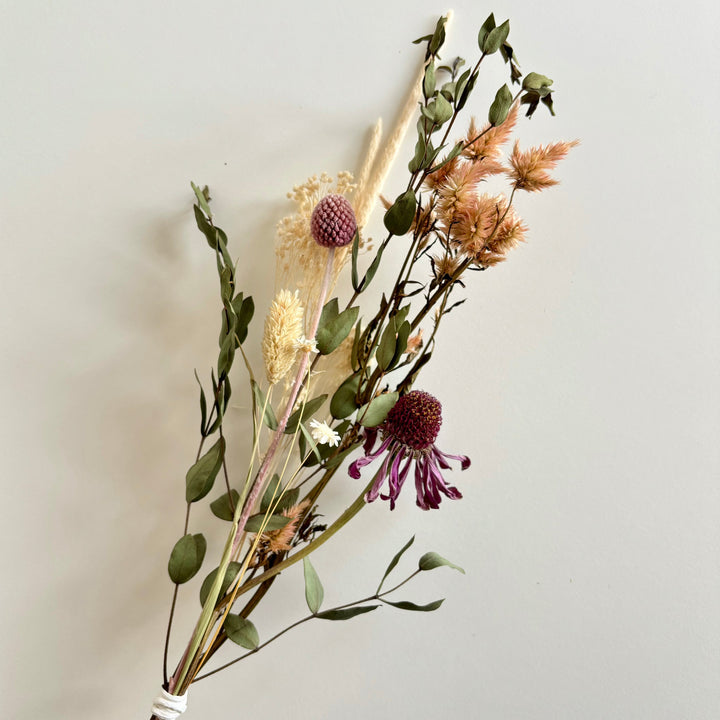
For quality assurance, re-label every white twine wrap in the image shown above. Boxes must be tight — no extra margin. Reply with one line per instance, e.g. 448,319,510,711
151,689,188,720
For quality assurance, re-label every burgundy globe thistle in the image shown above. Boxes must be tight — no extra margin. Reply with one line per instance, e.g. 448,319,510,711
349,390,470,510
310,194,357,248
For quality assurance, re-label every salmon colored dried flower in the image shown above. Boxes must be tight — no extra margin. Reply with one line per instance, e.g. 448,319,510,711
506,139,579,192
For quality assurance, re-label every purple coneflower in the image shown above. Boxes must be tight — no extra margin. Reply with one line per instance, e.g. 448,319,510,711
349,390,470,510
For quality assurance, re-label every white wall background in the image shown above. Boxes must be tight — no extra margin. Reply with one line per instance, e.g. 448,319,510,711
1,1,718,718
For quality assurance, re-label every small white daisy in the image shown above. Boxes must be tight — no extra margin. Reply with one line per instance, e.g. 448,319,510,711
309,419,341,447
294,335,318,354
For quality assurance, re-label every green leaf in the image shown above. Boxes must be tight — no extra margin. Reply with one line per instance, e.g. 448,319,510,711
316,301,359,356
360,241,385,291
191,182,212,218
378,536,415,591
261,474,300,513
185,437,225,503
350,230,361,291
331,374,361,419
482,19,509,55
168,533,207,585
244,513,291,533
217,326,236,379
418,552,466,574
210,490,239,521
285,394,328,434
393,321,411,367
383,189,417,236
522,72,553,91
477,13,496,50
224,614,259,649
376,321,398,371
358,391,399,428
429,15,447,55
408,132,428,174
303,557,324,613
251,380,278,430
194,370,208,435
488,84,513,127
261,474,282,513
299,422,322,462
199,561,242,607
233,295,254,345
455,72,477,112
423,61,436,98
383,598,445,612
316,605,380,621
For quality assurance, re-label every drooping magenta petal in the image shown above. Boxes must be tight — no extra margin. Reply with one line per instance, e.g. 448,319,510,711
349,436,393,479
433,445,471,470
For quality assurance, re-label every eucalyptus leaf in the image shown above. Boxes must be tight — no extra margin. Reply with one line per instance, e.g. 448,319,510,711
423,61,436,98
234,295,254,345
477,13,496,50
331,374,361,419
383,598,445,612
376,321,398,371
251,380,278,430
303,557,324,613
191,181,212,218
168,533,207,585
244,514,291,533
217,325,236,378
350,230,361,291
383,189,417,236
210,490,240,521
482,19,509,55
378,536,415,591
185,437,225,503
358,392,399,428
316,605,380,621
428,94,453,124
224,614,259,649
194,370,207,435
418,552,466,574
316,301,359,356
199,561,242,607
299,422,322,462
522,72,553,91
488,84,513,127
261,474,282,513
429,15,447,55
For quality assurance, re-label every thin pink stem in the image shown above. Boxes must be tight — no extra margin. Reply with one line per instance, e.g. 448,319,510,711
168,247,336,694
230,247,336,555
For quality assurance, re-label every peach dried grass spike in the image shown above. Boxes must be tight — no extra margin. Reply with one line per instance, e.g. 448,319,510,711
262,289,304,385
462,102,519,167
263,500,311,555
507,139,579,192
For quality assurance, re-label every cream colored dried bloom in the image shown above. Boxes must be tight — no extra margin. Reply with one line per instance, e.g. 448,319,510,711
294,335,318,354
309,420,341,447
262,289,304,385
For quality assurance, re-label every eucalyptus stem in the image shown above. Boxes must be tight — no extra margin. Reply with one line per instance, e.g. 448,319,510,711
192,568,423,683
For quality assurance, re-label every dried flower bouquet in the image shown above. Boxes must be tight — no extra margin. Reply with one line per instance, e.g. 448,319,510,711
148,12,575,719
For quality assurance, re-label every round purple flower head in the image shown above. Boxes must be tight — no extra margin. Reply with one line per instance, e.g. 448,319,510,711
349,390,470,510
310,194,357,248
